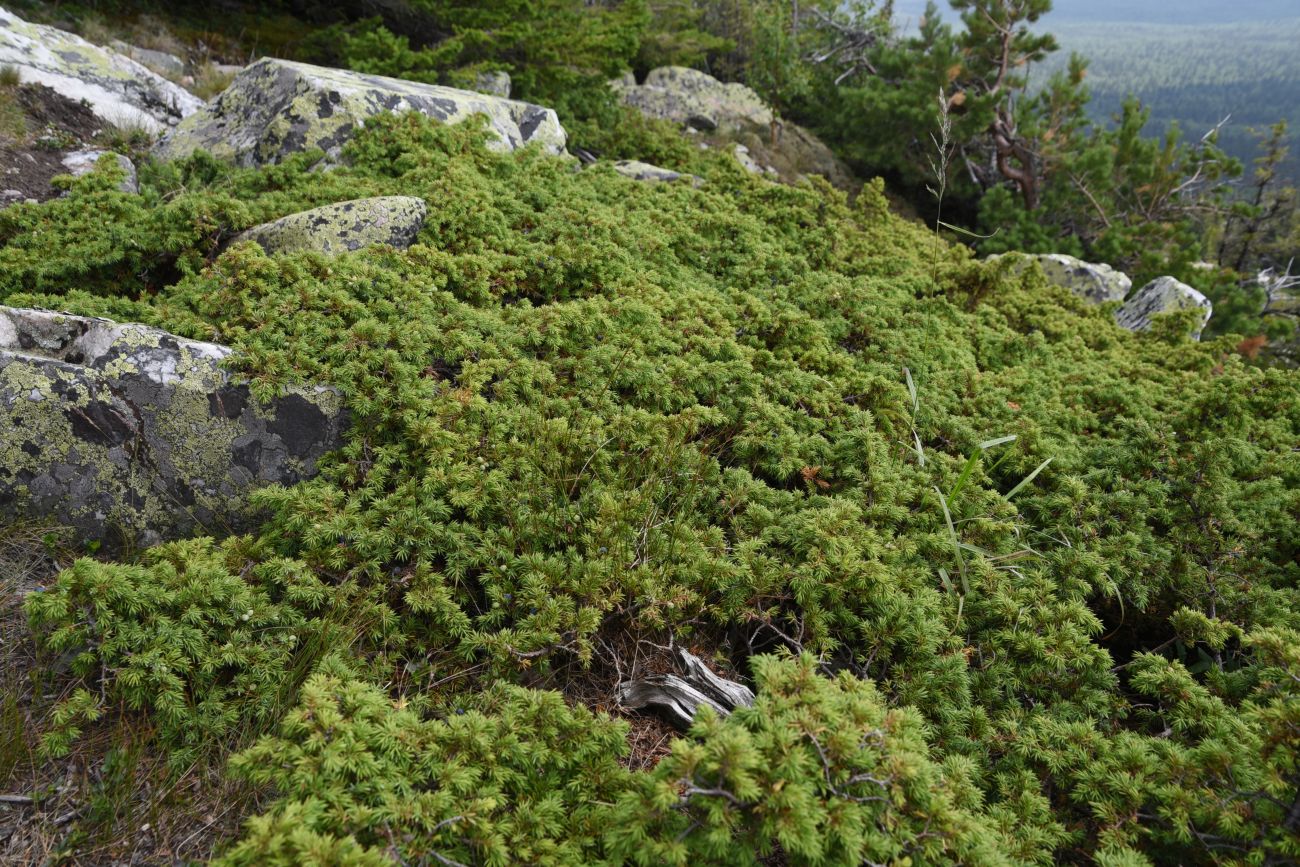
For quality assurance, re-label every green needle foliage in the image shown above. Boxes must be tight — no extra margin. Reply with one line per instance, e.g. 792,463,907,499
25,539,334,765
8,110,1299,864
607,653,1021,865
219,674,635,866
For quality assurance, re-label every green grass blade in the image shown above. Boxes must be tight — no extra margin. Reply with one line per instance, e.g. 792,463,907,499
948,449,982,501
978,435,1017,450
934,486,966,591
1004,457,1053,501
950,436,1015,502
937,220,1001,240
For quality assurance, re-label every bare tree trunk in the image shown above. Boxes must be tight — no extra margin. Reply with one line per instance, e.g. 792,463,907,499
992,111,1040,210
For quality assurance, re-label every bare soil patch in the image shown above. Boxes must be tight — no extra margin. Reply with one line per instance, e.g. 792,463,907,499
1,83,115,205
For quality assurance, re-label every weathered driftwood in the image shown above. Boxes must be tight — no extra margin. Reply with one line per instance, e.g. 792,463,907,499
618,647,755,729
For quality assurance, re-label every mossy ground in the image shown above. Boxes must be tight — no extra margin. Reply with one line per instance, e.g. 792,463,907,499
2,112,1298,864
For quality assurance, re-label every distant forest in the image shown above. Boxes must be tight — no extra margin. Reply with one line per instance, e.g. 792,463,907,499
891,0,1300,26
1037,18,1300,182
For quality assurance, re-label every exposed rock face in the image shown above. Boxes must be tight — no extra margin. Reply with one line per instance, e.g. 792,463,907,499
155,58,567,167
0,7,202,132
1004,253,1133,305
732,143,774,176
611,160,687,183
109,40,185,79
733,124,855,190
0,307,346,548
613,66,855,191
999,254,1214,338
60,150,138,194
235,196,428,255
614,66,773,134
473,70,511,98
1116,277,1213,338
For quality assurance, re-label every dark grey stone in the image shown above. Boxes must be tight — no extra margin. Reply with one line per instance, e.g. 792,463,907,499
0,307,347,548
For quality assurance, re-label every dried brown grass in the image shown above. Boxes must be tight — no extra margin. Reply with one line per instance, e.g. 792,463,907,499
0,522,255,865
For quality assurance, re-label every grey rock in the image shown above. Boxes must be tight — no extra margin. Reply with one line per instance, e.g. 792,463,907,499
1116,276,1213,339
235,196,428,256
611,160,683,183
612,65,773,136
1000,253,1132,305
0,7,202,131
155,57,567,167
732,143,775,177
0,307,347,549
472,70,511,98
613,66,855,191
109,40,185,78
60,149,138,194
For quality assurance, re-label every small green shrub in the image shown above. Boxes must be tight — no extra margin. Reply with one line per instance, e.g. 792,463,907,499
25,539,331,764
5,109,1298,864
608,653,1028,866
218,675,634,866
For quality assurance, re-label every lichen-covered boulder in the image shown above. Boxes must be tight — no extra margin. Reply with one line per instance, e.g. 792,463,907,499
0,7,202,132
1116,276,1213,338
473,70,511,98
613,67,855,191
60,150,138,194
0,307,346,548
611,160,685,183
154,57,566,167
109,40,186,79
234,196,428,255
1000,253,1133,305
738,125,855,190
613,66,773,135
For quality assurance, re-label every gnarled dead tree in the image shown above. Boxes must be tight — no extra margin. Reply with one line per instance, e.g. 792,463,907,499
618,647,755,730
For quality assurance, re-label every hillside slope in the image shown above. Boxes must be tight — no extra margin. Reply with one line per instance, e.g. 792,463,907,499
1,105,1297,863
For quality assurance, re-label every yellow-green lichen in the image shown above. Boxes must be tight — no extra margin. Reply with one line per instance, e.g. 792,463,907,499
235,197,428,255
155,58,566,167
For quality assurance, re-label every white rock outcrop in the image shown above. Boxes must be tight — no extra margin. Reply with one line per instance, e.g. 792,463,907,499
155,58,567,167
999,253,1132,305
0,7,202,131
1116,277,1214,338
